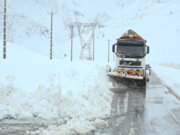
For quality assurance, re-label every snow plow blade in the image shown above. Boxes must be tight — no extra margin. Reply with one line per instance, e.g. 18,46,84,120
107,71,146,87
107,71,144,80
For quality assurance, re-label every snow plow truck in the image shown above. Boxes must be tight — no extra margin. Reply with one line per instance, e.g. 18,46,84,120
108,30,151,87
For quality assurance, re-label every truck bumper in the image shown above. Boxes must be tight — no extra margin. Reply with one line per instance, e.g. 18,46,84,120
107,71,144,80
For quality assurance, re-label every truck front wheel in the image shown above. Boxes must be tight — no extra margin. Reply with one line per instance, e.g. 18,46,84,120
135,78,146,87
141,78,146,87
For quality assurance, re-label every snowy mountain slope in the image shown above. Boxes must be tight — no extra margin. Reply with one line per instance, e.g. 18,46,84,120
0,0,179,63
0,0,114,59
104,0,180,64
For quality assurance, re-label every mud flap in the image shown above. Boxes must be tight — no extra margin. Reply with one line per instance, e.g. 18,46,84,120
109,76,146,97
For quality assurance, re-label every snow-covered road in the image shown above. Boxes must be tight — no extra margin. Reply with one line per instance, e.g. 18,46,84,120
1,72,180,135
96,72,180,135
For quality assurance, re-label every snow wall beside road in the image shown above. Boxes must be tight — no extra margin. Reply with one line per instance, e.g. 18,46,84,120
0,42,113,134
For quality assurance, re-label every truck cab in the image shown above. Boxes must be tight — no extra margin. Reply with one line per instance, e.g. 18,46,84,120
108,30,150,86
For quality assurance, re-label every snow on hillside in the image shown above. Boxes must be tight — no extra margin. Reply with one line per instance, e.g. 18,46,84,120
104,0,180,64
1,0,179,63
0,0,112,59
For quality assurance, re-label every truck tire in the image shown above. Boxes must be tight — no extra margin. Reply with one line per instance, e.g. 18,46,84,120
134,79,146,87
141,78,146,87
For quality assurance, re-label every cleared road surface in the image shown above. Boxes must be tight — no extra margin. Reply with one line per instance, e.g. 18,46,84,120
0,72,180,135
96,72,180,135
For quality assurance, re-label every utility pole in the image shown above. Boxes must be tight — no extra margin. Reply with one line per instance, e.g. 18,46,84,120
108,40,110,63
92,23,95,61
113,53,115,61
50,12,53,60
48,11,56,60
70,25,74,62
3,0,7,59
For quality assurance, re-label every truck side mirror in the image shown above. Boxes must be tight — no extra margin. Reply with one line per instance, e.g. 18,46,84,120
112,44,116,52
147,46,150,54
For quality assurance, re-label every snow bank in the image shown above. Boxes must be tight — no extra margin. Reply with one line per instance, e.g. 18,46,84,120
29,118,108,135
0,43,112,133
153,64,180,96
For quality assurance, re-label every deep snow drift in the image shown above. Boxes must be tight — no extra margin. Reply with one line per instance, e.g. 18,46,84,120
0,42,112,134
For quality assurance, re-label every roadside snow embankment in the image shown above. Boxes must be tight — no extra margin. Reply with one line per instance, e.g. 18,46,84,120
153,64,180,97
0,43,112,134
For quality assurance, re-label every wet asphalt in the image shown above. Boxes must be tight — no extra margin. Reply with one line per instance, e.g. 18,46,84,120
96,72,180,135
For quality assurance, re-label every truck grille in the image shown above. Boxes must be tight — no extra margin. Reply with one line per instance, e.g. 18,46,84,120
119,61,141,66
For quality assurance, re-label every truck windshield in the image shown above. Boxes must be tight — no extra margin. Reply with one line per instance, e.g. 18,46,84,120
117,45,145,58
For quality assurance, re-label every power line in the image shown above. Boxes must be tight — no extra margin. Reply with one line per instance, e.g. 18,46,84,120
77,22,94,60
69,22,104,61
